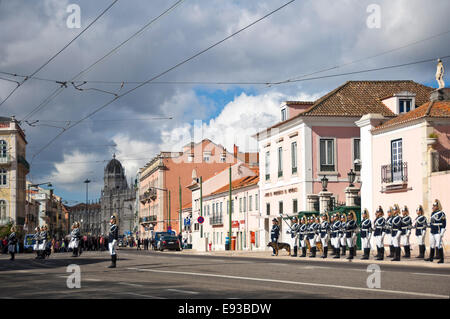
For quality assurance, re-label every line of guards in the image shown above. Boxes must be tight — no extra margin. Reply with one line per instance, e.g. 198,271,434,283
272,199,446,264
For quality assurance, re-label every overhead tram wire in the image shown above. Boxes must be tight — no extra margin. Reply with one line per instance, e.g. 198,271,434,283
0,0,120,108
20,0,186,122
29,0,297,161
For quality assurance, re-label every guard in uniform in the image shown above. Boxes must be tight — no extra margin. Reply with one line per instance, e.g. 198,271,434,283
373,206,386,260
425,199,446,263
360,209,372,260
8,225,17,261
339,214,347,256
385,208,394,258
307,217,317,258
108,216,119,268
288,217,300,257
33,226,41,259
39,225,48,259
391,205,403,261
270,218,280,256
330,214,341,258
69,222,81,257
319,213,330,258
401,206,412,258
345,211,357,260
298,216,308,257
413,205,427,259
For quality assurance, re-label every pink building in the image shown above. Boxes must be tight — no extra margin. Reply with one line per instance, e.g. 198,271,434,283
357,88,450,252
254,81,432,244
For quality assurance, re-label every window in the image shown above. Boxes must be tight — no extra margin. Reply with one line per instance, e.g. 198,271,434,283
266,203,270,216
279,201,283,215
278,147,283,177
255,194,259,211
220,202,223,214
243,197,247,212
281,108,287,121
0,169,7,185
320,139,335,171
353,138,361,172
249,195,253,211
391,139,403,181
0,200,6,221
212,203,215,215
265,151,270,180
0,140,7,158
239,198,242,213
220,154,226,163
293,199,298,214
291,142,297,174
188,154,194,162
399,99,412,113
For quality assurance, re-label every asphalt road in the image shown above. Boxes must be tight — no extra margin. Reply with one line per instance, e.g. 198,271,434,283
0,249,449,299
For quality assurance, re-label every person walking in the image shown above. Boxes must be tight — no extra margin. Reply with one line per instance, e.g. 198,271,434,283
425,199,446,263
108,216,119,268
373,206,386,260
413,205,427,259
270,218,280,256
360,209,372,260
8,226,18,261
401,206,412,258
69,222,81,257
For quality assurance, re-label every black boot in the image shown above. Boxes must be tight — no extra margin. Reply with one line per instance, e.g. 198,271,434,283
72,248,78,257
9,253,15,261
416,245,425,258
108,254,116,268
361,248,369,260
347,247,354,260
392,247,400,261
437,248,444,264
405,245,411,258
321,247,328,258
376,247,384,260
387,245,394,258
425,247,435,262
299,247,306,257
309,247,316,258
341,246,346,256
330,246,336,256
291,246,298,257
333,247,340,259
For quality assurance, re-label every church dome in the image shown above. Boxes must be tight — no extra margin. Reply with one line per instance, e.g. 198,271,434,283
105,155,124,174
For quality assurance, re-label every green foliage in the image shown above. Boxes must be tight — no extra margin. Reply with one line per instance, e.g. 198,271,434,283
0,222,13,239
428,132,438,139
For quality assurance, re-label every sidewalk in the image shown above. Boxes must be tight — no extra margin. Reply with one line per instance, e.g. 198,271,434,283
173,248,450,268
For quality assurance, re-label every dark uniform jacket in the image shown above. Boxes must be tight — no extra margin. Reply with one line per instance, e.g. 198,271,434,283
391,216,402,236
71,228,81,240
299,224,307,240
331,221,341,238
430,210,446,235
319,221,330,238
385,216,393,235
290,223,300,238
374,217,386,236
414,215,427,236
109,224,119,242
8,232,17,252
345,220,357,238
360,219,372,238
401,216,412,235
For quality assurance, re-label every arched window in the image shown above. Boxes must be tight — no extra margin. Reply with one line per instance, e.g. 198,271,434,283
0,140,6,158
0,200,7,222
0,169,7,185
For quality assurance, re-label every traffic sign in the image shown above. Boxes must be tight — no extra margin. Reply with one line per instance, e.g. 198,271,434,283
197,216,204,224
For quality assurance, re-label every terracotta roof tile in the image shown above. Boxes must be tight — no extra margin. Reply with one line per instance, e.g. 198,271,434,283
209,171,259,196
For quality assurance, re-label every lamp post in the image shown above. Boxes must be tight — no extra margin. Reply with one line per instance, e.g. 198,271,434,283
347,169,356,187
321,175,328,191
84,179,91,235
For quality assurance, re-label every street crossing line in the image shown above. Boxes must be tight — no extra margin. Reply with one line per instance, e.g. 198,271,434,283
127,267,448,299
117,282,144,287
166,288,199,295
121,292,166,299
412,273,450,278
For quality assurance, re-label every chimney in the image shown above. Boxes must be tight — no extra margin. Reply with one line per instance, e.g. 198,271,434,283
233,144,238,158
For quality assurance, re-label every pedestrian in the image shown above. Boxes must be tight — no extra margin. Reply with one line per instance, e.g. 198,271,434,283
345,211,357,260
8,225,17,261
137,238,141,250
108,216,118,268
177,233,183,251
33,227,41,259
270,218,280,256
360,209,372,260
2,237,7,254
69,222,81,257
319,214,330,259
38,225,48,259
330,214,341,259
413,205,427,259
390,205,402,262
373,206,386,260
425,199,446,263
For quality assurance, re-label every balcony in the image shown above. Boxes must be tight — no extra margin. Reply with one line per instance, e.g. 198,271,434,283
381,162,408,192
139,188,157,204
210,216,223,226
139,215,157,224
0,154,11,165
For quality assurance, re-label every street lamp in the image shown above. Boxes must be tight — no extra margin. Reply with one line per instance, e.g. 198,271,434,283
321,175,328,191
347,169,356,187
84,179,91,235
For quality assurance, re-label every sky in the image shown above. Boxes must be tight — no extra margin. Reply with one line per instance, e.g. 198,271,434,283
0,0,449,203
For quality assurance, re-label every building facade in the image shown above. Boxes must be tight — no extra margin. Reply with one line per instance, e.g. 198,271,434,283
68,201,102,236
0,116,29,228
100,155,136,236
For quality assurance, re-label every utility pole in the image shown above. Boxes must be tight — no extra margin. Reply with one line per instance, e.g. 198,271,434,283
200,176,203,238
179,177,182,235
84,179,91,234
229,165,232,250
168,190,171,231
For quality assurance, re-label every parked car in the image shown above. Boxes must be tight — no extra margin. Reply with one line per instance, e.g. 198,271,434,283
152,232,172,250
157,235,181,251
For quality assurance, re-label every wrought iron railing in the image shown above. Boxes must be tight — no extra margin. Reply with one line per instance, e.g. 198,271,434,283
210,216,223,225
381,162,408,183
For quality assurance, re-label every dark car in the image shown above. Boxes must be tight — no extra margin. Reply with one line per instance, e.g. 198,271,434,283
157,235,181,251
152,232,172,250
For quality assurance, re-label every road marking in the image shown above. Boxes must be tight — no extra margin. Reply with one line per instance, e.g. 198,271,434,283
84,278,102,282
412,273,450,278
117,282,144,287
166,288,199,295
121,292,166,299
127,267,448,299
